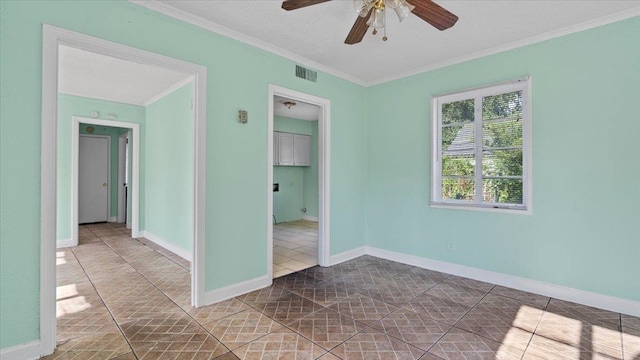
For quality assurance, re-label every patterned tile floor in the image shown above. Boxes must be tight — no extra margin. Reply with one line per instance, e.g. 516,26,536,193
273,220,318,278
47,222,640,359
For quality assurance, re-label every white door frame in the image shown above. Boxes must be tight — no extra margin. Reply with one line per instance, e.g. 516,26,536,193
41,24,208,356
117,132,127,224
73,119,137,245
267,85,331,278
77,133,112,225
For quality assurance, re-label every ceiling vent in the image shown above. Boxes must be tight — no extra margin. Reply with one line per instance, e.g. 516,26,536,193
295,65,317,82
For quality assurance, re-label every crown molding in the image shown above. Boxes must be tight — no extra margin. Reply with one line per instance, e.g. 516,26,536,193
128,0,368,87
365,7,640,86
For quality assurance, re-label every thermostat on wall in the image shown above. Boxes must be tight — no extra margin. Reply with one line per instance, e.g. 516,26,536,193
238,110,248,124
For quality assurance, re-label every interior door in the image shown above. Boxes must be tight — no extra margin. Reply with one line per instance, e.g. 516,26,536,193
79,135,110,224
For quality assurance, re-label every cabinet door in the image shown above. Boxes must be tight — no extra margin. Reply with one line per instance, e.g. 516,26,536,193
293,134,310,166
277,132,294,165
273,131,279,165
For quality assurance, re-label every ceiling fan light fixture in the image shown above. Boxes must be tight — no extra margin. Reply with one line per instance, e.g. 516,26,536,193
367,7,385,31
282,101,297,109
353,0,374,17
393,2,414,22
386,0,403,9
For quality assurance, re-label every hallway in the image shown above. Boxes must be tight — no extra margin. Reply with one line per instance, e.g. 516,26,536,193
51,222,225,359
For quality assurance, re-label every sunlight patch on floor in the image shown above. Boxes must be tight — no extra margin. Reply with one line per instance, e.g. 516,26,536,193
56,284,93,317
56,251,67,265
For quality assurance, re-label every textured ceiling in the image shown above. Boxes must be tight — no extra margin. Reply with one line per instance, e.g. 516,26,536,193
274,95,320,121
58,45,193,105
141,0,640,85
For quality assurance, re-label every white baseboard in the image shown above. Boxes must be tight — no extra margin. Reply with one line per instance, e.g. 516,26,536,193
203,274,271,305
329,246,367,266
108,217,117,222
366,246,640,317
140,230,192,262
56,238,75,249
301,215,318,222
0,340,41,360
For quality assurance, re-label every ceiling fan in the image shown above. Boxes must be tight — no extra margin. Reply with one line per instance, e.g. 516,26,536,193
282,0,458,44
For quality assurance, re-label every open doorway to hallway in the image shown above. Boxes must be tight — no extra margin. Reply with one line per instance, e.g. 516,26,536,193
49,39,199,357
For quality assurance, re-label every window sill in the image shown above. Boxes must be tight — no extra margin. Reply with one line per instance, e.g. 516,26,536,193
429,202,531,215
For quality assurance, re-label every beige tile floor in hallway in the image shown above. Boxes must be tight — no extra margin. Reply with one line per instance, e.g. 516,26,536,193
273,220,318,278
48,222,640,359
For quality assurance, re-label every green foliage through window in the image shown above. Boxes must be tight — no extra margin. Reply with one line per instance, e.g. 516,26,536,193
433,82,529,209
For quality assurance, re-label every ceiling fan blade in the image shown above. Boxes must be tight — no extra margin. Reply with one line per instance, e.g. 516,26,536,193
345,8,373,45
406,0,458,30
282,0,331,11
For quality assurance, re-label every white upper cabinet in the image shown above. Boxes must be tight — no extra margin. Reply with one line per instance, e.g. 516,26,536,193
293,134,310,166
277,132,294,165
273,131,310,166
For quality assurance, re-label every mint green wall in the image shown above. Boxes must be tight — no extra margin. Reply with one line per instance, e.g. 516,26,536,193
274,166,304,223
273,116,319,222
56,95,145,240
144,82,193,251
0,0,367,349
366,18,640,302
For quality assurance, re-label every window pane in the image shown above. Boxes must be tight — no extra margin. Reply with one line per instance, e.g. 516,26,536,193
482,149,522,177
442,99,474,125
482,118,522,148
482,91,522,122
482,178,523,204
482,90,523,149
442,124,475,156
442,178,475,201
442,155,474,176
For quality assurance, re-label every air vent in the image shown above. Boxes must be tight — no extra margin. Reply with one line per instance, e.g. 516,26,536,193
295,65,317,82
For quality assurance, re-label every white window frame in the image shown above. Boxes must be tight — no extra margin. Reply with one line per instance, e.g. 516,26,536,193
430,77,532,214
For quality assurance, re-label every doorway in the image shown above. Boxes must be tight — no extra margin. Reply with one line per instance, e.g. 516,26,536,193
40,25,208,356
70,117,140,247
272,96,320,277
267,85,331,279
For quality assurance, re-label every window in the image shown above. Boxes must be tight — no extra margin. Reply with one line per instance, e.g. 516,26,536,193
431,78,532,213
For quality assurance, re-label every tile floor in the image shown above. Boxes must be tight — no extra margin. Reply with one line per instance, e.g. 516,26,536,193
48,222,640,359
273,220,318,278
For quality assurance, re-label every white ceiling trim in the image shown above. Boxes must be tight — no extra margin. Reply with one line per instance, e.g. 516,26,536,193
367,7,640,86
130,0,640,88
129,0,367,86
143,76,194,106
